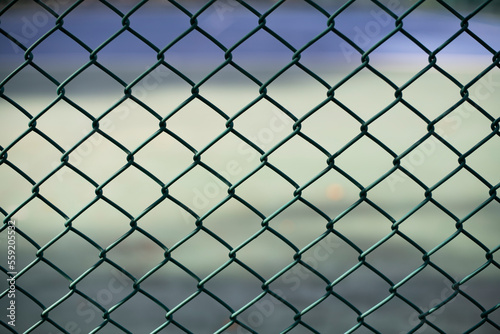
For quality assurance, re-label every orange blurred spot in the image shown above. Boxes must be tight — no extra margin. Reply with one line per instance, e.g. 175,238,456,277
326,183,344,201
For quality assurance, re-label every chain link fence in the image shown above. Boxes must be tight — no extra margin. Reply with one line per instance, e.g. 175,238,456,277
1,0,499,333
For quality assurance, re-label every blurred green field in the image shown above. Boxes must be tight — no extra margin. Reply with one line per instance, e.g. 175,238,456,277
1,66,499,333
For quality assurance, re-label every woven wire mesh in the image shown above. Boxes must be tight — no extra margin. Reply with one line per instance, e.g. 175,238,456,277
0,0,499,333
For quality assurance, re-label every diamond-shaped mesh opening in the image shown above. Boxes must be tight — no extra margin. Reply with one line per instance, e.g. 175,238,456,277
335,135,394,186
131,2,191,48
334,67,396,121
300,232,358,280
42,230,99,279
198,67,259,112
138,198,194,247
170,291,232,333
399,136,459,186
16,261,70,307
467,9,500,51
333,0,396,51
402,68,463,121
333,201,392,252
34,99,93,151
428,293,485,333
128,65,191,114
202,197,262,249
103,231,166,279
364,296,418,333
166,98,228,151
133,132,193,184
234,293,296,334
27,29,89,82
1,2,499,333
200,133,257,183
62,66,125,115
235,229,296,279
2,64,56,105
432,168,489,219
73,264,134,309
264,1,328,50
436,100,493,153
230,28,293,80
203,262,264,310
95,30,160,83
40,166,97,217
268,200,328,250
0,4,56,48
109,292,168,333
298,29,359,80
369,101,429,154
168,164,229,216
235,165,296,216
0,163,33,212
233,99,293,152
72,199,131,248
436,32,496,83
462,264,500,310
299,293,360,332
462,201,500,251
171,229,230,279
270,263,329,312
9,197,66,248
398,202,458,251
466,136,500,185
198,1,258,47
367,234,424,282
269,135,327,186
267,66,330,120
332,265,392,314
100,99,160,150
369,170,424,220
139,261,198,309
367,32,431,81
61,1,125,50
4,131,61,182
0,98,27,145
430,232,490,279
402,1,463,51
60,132,125,184
163,29,226,82
397,266,454,305
300,97,360,154
300,166,360,218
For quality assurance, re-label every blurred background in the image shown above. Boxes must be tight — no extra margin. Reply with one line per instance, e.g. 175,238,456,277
0,0,499,333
